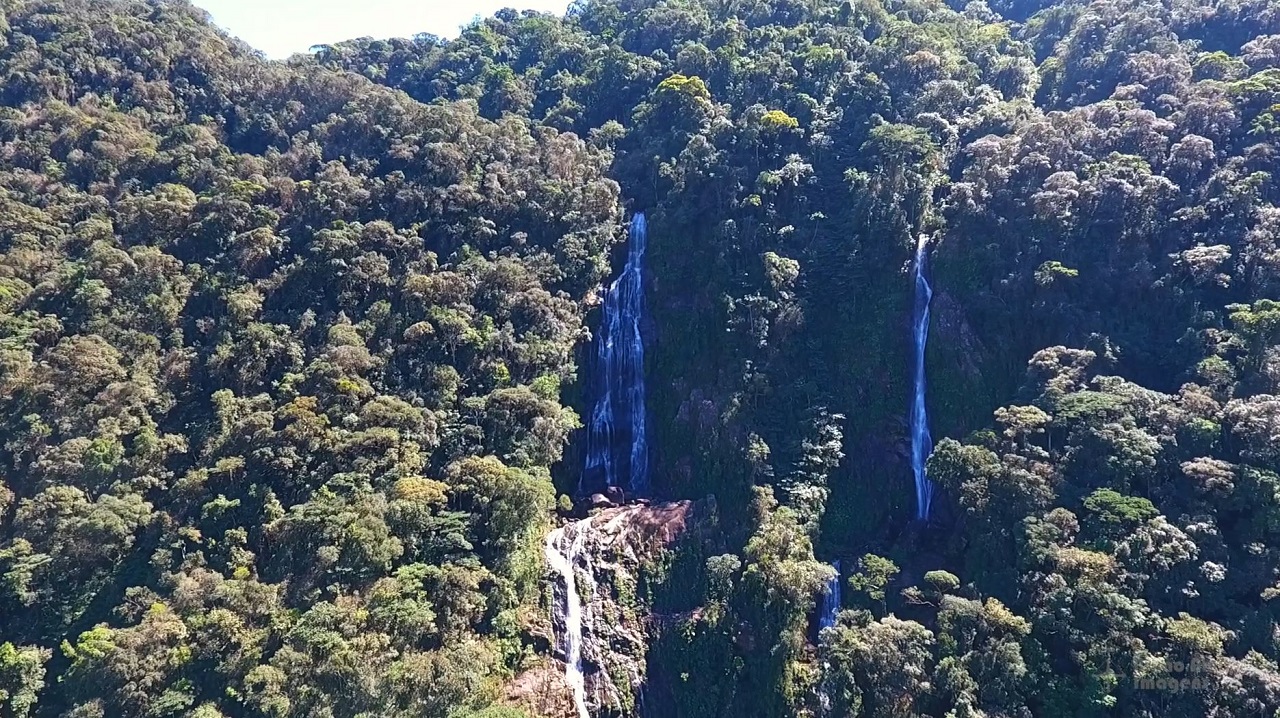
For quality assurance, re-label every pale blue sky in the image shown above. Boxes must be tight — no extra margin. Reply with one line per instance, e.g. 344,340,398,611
194,0,571,58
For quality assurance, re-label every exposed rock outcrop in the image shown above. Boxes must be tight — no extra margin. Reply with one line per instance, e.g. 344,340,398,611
533,500,707,717
931,288,985,380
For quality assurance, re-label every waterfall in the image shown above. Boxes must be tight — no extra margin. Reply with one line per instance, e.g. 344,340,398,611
910,235,935,521
546,506,667,717
816,560,841,715
582,213,649,496
554,213,651,717
546,521,593,718
818,560,841,631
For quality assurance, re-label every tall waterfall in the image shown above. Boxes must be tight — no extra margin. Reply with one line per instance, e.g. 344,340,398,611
546,521,594,718
818,560,842,631
582,213,649,495
910,235,935,521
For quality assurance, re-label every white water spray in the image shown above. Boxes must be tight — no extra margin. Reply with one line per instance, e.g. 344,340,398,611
911,235,935,520
546,522,592,718
582,213,649,495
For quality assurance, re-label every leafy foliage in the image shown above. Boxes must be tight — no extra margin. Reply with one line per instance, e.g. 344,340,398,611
6,0,1280,715
0,1,620,715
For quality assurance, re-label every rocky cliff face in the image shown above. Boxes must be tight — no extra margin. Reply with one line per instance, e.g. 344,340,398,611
526,500,707,717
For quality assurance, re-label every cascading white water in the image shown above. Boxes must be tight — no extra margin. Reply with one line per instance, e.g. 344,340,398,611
553,214,651,717
818,560,842,631
546,522,592,718
816,560,842,715
582,213,649,495
910,235,935,521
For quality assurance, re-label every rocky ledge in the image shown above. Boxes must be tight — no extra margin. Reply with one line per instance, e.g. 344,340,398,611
517,499,710,717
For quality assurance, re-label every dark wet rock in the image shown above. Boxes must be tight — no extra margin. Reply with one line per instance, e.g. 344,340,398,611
534,500,708,717
605,485,626,505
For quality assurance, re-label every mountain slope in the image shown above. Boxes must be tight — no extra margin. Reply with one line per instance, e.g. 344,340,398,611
3,0,1280,716
0,1,619,716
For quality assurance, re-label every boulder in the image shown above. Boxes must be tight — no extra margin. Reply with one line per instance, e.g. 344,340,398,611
605,485,626,505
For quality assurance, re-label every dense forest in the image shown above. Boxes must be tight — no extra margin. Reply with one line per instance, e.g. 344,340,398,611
3,0,1280,715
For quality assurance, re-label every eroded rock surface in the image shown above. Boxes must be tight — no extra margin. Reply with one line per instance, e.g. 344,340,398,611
535,500,704,717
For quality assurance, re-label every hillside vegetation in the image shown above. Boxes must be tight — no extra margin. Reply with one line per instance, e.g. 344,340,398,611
2,0,1280,716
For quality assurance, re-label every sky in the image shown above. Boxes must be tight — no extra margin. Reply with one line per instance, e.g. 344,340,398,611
194,0,571,59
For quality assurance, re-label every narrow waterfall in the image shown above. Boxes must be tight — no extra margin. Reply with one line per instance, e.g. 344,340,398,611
816,560,841,716
911,235,936,521
546,521,593,718
544,504,695,717
582,213,649,495
818,560,842,631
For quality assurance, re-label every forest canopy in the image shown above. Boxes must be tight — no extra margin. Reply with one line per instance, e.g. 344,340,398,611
2,0,1280,716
